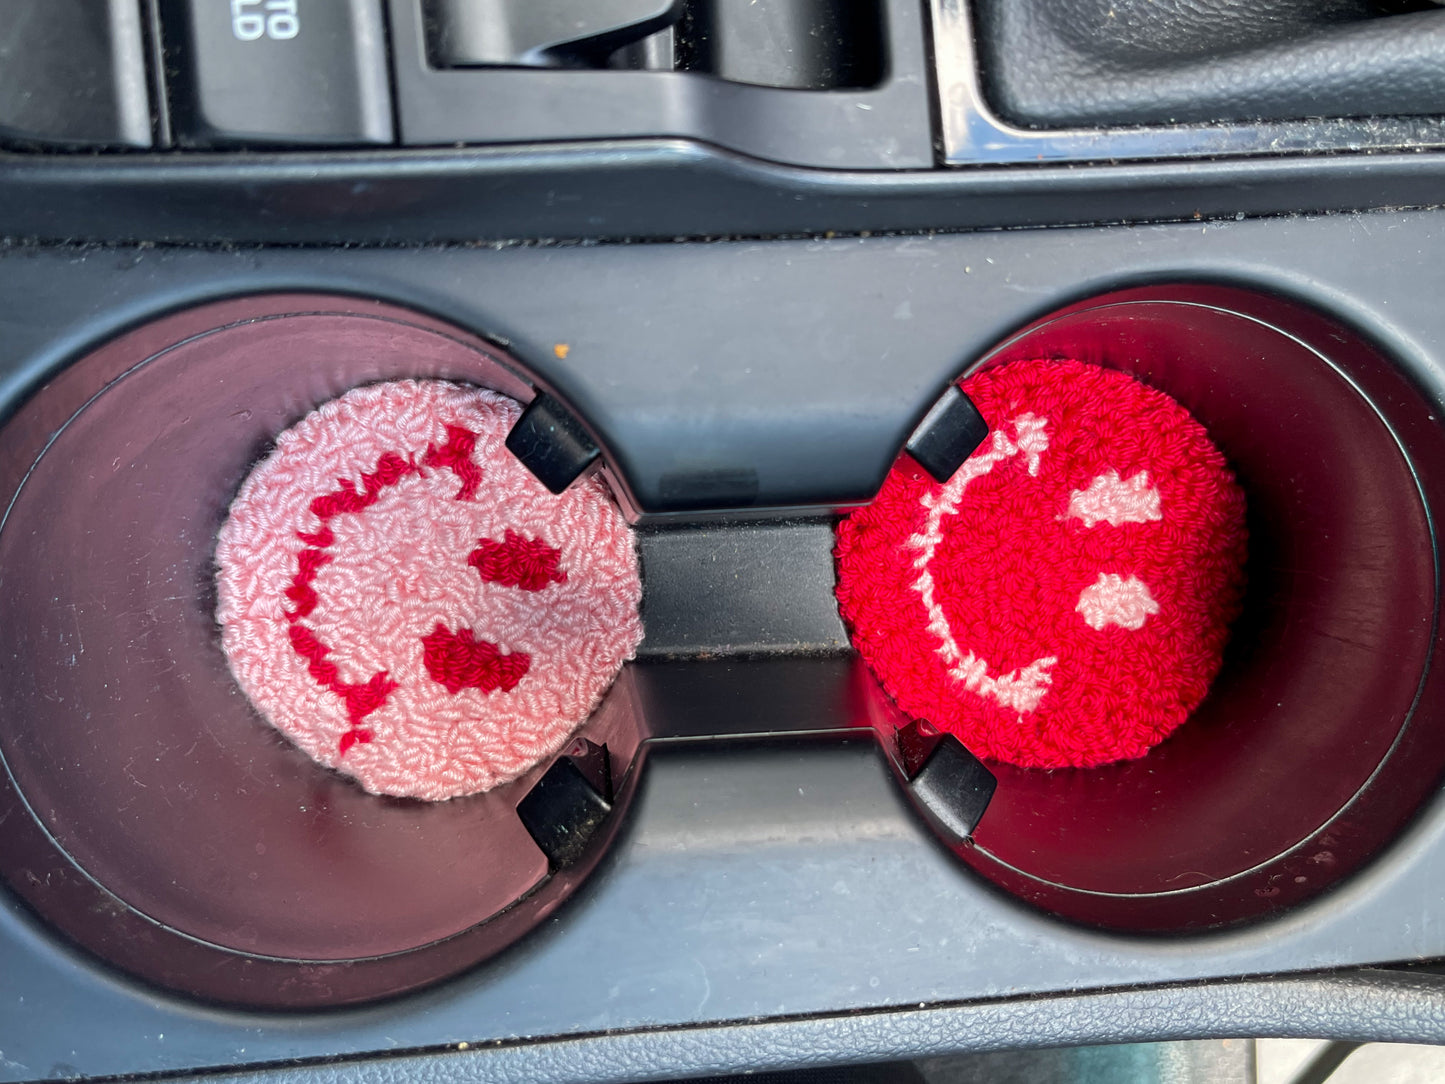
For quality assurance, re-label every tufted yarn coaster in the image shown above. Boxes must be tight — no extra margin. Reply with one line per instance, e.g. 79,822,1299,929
835,359,1247,769
215,380,643,801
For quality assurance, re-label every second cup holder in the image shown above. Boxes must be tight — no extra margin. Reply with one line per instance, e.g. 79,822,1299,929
886,283,1445,932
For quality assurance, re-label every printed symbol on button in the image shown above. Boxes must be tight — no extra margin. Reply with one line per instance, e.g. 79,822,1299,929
231,0,300,42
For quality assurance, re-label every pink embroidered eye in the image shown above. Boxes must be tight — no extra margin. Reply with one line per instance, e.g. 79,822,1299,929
214,380,643,801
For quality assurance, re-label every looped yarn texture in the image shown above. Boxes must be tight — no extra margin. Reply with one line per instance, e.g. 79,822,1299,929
835,358,1247,769
215,380,643,801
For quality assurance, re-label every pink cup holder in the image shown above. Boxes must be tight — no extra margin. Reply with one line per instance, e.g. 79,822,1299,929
0,294,646,1007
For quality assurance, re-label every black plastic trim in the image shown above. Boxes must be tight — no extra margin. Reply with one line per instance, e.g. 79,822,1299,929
387,0,932,170
4,141,1445,246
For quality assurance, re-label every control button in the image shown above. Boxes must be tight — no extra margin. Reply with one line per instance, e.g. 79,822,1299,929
428,0,682,68
0,0,151,148
166,0,392,146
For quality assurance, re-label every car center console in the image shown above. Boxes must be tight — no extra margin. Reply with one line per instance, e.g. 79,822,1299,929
4,2,1445,1082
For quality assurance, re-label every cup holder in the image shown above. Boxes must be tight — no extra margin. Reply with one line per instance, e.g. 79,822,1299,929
0,293,651,1007
884,283,1445,932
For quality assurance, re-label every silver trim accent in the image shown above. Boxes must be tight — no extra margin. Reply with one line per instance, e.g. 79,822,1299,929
932,0,1445,166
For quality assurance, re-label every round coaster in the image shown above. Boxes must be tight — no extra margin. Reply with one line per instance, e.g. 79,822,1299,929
215,380,643,801
836,359,1247,768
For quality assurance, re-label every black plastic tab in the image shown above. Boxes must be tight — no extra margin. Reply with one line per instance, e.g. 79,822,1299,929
896,719,944,779
0,0,151,148
896,720,996,843
506,393,602,494
517,742,614,870
677,0,885,89
163,0,393,147
428,0,683,68
904,384,989,484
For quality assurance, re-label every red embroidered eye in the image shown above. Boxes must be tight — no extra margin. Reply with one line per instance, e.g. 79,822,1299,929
468,529,568,591
835,358,1247,769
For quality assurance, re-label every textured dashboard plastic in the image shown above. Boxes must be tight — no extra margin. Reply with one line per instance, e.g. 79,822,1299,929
972,0,1445,128
181,970,1445,1084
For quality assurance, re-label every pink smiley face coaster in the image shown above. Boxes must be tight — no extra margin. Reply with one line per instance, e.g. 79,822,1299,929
215,380,643,801
836,358,1248,769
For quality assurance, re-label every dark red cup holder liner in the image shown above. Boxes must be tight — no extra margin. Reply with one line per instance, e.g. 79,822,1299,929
887,283,1445,932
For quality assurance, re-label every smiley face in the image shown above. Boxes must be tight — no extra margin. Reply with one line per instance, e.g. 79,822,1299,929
836,358,1247,769
215,381,642,801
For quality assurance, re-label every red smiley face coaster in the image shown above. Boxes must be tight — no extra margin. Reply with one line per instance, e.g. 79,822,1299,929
215,380,643,801
835,359,1248,769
